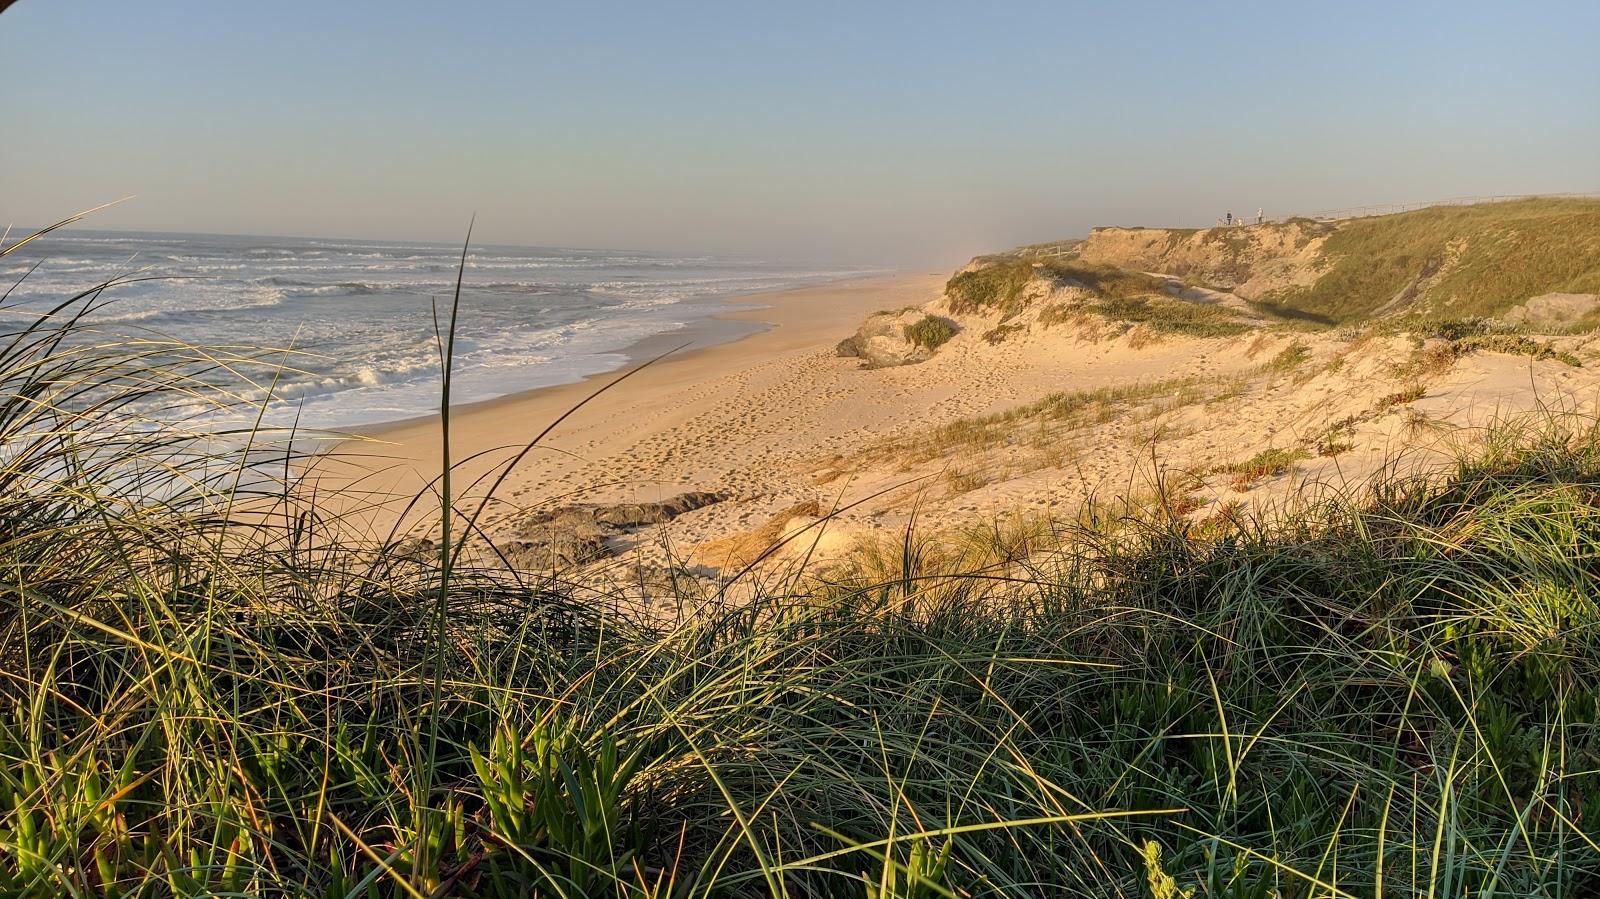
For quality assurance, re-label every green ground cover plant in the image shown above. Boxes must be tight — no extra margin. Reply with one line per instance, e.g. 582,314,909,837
1213,446,1313,490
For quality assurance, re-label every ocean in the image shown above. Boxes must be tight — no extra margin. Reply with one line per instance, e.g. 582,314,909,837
1,229,876,430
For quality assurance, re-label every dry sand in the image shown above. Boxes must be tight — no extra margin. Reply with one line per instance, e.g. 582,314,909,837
318,273,946,532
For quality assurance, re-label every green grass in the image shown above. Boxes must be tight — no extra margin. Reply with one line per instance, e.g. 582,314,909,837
945,258,1253,338
4,221,1600,897
1263,341,1312,372
944,259,1171,317
903,315,956,351
1260,198,1600,323
1089,296,1255,338
1213,445,1313,489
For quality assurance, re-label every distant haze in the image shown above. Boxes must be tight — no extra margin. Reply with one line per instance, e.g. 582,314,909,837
4,0,1597,265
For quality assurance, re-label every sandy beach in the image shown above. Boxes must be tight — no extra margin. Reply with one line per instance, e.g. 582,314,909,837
315,245,1600,577
326,268,1237,548
320,272,946,532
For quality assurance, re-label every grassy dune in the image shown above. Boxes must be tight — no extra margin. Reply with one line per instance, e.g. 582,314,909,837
946,260,1172,318
4,229,1600,897
954,198,1600,329
1266,198,1600,323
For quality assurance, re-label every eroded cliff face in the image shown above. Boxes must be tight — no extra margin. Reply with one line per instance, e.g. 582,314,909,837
1075,220,1333,300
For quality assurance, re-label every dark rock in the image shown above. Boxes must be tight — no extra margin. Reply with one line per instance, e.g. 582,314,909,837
501,491,727,569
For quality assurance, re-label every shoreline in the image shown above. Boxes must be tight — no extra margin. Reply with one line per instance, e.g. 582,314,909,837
321,272,948,530
346,272,907,438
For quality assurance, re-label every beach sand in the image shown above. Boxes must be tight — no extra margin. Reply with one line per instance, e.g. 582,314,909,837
317,273,945,534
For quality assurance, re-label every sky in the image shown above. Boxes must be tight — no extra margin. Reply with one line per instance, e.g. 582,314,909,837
3,0,1598,265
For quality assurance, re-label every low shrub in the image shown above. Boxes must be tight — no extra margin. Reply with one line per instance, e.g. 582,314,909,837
1264,341,1312,372
944,259,1036,315
904,314,957,350
981,322,1025,345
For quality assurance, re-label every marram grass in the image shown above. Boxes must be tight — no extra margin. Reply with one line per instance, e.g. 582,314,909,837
2,223,1599,897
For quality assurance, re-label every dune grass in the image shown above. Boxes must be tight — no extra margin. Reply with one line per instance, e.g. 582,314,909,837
1261,198,1600,323
945,260,1172,318
1400,320,1585,368
1263,341,1311,373
945,258,1254,339
865,378,1195,467
1088,295,1255,339
1213,445,1313,490
943,259,1038,316
3,223,1600,897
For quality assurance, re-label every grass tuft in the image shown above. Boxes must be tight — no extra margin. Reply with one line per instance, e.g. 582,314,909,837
1215,445,1312,489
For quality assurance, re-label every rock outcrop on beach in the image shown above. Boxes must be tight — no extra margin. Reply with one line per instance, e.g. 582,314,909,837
501,491,726,568
835,308,955,367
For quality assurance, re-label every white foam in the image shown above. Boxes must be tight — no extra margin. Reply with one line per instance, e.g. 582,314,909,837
4,230,881,429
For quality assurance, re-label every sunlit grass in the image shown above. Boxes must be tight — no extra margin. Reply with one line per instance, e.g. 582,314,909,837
1262,197,1600,322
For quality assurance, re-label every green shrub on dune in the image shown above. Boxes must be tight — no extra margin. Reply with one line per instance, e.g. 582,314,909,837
945,258,1038,315
904,314,956,350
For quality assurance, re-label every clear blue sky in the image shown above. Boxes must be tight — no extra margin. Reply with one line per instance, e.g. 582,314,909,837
4,0,1597,264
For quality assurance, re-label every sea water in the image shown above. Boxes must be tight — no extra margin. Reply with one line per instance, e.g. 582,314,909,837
2,229,875,430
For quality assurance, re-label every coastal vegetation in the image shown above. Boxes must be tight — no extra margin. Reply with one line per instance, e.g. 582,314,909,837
950,197,1600,334
943,258,1037,316
1212,445,1312,490
1260,198,1600,323
945,259,1171,318
864,378,1197,466
5,216,1600,898
1086,295,1255,339
903,315,957,351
